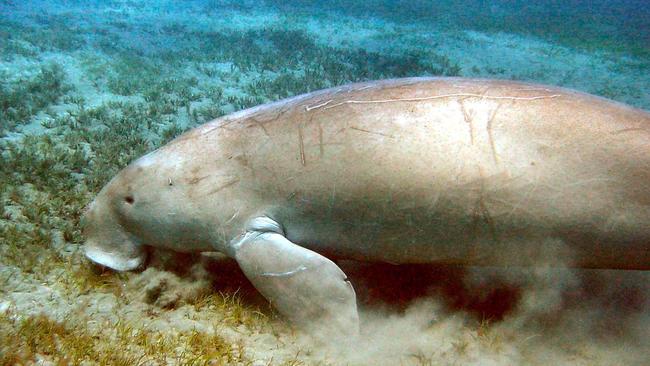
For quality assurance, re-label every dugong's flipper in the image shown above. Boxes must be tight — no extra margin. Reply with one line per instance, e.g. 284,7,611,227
231,217,359,337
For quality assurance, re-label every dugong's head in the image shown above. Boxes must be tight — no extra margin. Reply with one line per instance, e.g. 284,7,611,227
81,157,158,271
82,184,146,271
82,150,195,271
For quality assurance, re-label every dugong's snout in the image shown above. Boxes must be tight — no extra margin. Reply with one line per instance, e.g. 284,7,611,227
84,242,146,271
81,198,146,271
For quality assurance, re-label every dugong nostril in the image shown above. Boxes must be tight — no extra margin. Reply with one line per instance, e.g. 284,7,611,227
125,196,134,204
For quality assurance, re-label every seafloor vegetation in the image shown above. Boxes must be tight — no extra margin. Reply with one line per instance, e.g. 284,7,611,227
1,0,648,365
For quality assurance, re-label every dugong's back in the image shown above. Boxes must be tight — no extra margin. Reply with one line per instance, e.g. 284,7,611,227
169,78,650,269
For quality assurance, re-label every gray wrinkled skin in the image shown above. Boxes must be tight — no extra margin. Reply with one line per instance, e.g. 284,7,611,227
82,77,650,334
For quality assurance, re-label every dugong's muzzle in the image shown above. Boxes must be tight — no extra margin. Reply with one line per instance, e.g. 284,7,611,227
84,240,146,271
82,199,146,271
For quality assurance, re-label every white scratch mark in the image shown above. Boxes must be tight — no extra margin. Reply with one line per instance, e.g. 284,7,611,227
225,210,239,224
515,88,555,92
261,265,308,278
305,100,334,111
318,93,561,110
354,85,376,91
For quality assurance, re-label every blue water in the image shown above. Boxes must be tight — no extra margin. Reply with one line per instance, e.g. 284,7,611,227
1,1,648,75
3,1,648,53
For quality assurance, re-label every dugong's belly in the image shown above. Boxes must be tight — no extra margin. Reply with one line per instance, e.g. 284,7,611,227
274,172,649,269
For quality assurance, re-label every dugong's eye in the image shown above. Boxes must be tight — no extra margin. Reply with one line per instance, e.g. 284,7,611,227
124,196,134,204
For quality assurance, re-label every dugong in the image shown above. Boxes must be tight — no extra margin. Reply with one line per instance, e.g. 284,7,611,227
83,77,650,334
